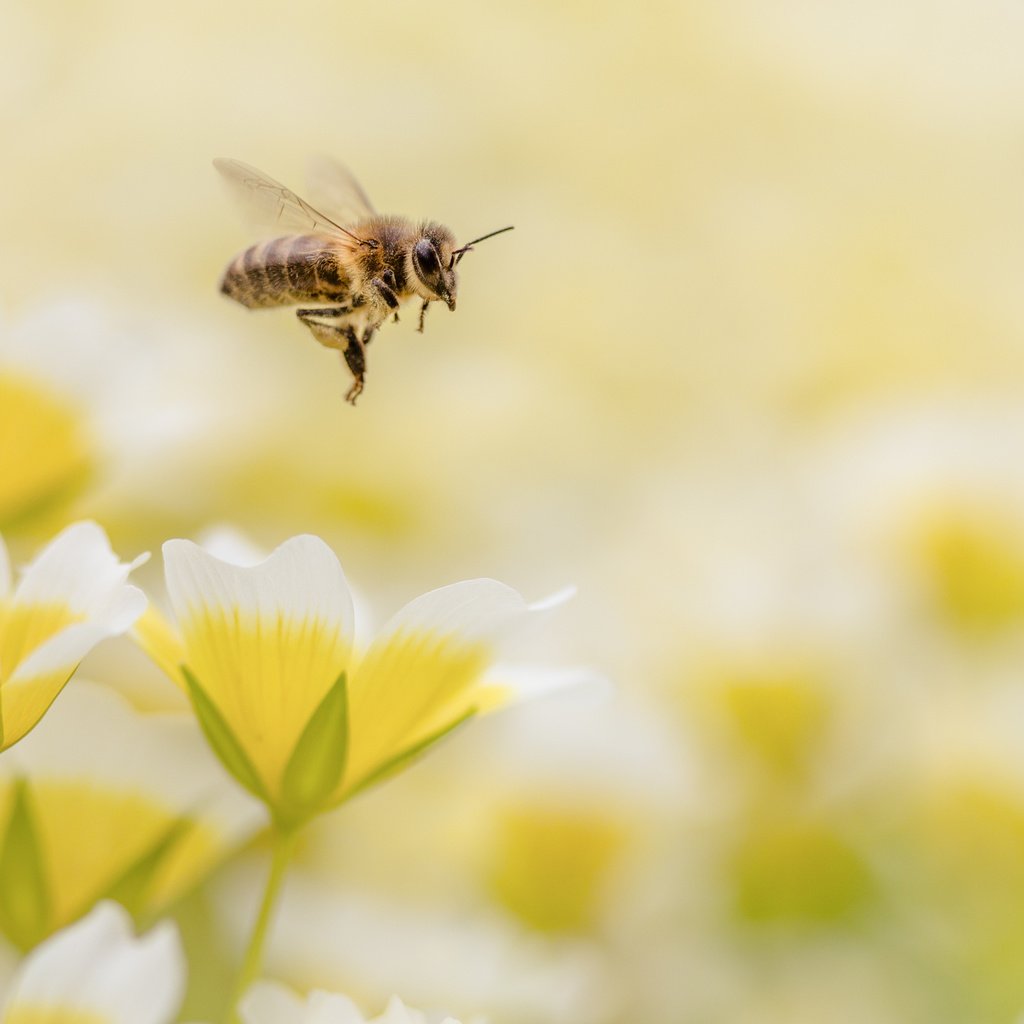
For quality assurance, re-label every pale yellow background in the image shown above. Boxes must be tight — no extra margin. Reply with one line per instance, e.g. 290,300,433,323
5,2,1024,1022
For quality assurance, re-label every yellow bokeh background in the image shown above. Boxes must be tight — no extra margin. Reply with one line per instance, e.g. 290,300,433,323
5,1,1024,1021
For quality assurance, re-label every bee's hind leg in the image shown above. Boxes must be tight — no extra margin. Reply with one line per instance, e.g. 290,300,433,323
296,307,366,405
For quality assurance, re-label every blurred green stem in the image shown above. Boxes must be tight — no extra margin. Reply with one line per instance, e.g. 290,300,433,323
227,825,299,1024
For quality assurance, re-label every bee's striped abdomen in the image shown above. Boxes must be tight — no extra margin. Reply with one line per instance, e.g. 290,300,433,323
219,235,352,309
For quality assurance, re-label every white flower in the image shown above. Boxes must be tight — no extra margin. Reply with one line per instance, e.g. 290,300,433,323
136,533,597,825
242,981,467,1024
0,902,184,1024
0,521,146,751
0,681,264,948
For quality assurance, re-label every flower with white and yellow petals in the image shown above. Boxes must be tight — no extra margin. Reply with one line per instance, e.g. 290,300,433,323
0,373,92,533
0,522,146,751
0,681,264,950
242,982,466,1024
137,534,585,827
0,901,183,1024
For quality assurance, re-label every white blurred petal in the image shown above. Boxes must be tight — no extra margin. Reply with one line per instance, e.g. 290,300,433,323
1,902,183,1024
11,520,147,615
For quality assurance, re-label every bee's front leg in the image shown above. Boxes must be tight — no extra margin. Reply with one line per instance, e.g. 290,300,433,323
296,307,366,405
370,274,400,312
418,300,430,333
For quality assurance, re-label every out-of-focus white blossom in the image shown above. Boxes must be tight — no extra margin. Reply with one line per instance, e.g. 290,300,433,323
242,982,468,1024
0,521,145,751
0,902,184,1024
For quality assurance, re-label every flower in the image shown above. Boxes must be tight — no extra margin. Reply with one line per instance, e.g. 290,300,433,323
136,534,591,827
241,981,466,1024
0,681,264,950
0,521,146,751
0,901,184,1024
0,372,92,533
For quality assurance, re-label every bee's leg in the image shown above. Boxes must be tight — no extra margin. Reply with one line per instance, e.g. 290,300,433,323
296,308,366,405
361,325,378,347
418,300,430,333
370,277,400,312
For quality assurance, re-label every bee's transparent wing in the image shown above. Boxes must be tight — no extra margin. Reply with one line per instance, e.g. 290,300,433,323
213,158,363,242
305,155,377,225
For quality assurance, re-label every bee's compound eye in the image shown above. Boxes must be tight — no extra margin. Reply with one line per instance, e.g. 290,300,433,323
413,238,440,277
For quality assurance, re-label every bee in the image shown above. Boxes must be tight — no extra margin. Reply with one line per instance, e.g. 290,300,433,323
214,157,513,404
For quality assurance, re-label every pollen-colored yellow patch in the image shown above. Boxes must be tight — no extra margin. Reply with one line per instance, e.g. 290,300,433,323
0,374,92,531
5,1007,109,1024
344,629,489,792
180,607,350,799
911,781,1024,923
914,506,1024,639
715,664,832,781
30,782,184,934
487,803,628,933
729,813,876,926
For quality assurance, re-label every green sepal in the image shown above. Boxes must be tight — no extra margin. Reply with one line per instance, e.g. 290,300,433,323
0,778,52,951
279,670,349,827
100,817,192,917
344,706,477,804
182,665,270,806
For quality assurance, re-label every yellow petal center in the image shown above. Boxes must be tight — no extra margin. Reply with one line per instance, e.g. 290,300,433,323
0,779,221,938
0,374,92,531
0,602,81,684
4,1008,109,1024
344,629,489,792
181,607,350,799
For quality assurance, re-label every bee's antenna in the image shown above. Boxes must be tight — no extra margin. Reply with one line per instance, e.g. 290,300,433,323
452,225,515,265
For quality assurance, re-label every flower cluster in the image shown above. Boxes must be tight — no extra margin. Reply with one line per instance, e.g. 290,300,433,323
0,521,593,1020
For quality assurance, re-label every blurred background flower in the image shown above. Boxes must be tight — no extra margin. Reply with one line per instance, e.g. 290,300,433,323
5,0,1024,1021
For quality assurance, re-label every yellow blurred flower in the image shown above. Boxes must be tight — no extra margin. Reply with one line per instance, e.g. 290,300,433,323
914,505,1024,640
0,901,183,1024
137,534,584,827
0,522,146,751
487,802,628,934
706,657,833,782
0,374,92,534
0,682,263,950
729,812,876,927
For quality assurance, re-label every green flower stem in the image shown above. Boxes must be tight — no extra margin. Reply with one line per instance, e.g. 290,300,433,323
227,825,300,1024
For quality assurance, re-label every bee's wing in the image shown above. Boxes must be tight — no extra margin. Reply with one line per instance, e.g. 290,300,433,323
213,158,363,242
305,155,377,224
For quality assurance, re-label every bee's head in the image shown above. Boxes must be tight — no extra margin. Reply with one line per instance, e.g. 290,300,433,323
410,223,515,312
411,224,459,310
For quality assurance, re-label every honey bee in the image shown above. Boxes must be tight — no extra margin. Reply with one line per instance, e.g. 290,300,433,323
214,157,513,404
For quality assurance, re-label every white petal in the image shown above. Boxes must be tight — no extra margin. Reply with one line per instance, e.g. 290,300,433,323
2,902,184,1024
377,997,428,1024
308,991,371,1024
241,981,308,1024
527,585,577,612
164,534,354,638
12,521,147,616
195,523,269,567
241,983,367,1024
376,579,531,647
4,585,147,687
0,533,10,598
481,663,611,703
